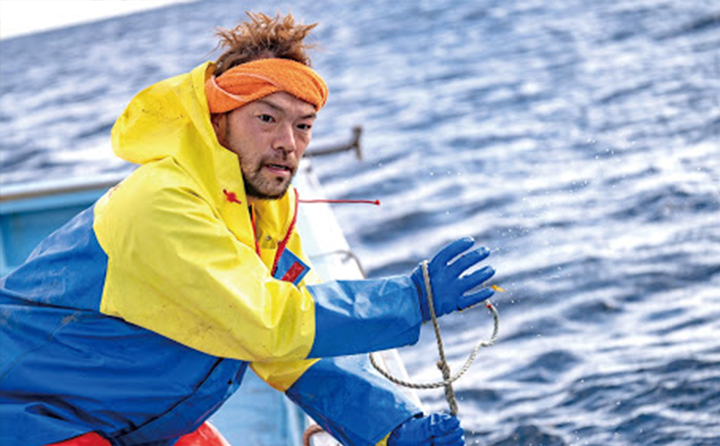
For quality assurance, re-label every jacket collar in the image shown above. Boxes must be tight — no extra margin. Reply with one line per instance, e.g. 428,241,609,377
111,62,298,248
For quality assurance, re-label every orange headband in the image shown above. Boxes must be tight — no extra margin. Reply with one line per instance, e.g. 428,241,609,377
205,58,328,114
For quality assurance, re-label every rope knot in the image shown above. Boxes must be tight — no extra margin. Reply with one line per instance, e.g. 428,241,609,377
223,189,242,205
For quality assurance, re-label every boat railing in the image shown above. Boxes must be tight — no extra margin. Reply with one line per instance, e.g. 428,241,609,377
304,126,363,160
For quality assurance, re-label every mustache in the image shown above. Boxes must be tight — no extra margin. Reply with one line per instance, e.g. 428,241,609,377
261,153,296,171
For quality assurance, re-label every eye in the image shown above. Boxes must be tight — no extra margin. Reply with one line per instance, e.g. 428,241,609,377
297,123,313,131
258,114,275,124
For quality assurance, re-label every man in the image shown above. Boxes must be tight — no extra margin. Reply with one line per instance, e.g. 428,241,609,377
0,12,497,446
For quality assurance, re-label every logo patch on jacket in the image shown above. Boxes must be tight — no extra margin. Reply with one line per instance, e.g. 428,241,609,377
273,248,310,286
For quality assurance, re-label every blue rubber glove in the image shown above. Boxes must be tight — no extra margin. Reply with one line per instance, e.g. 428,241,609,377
388,413,466,446
411,237,495,322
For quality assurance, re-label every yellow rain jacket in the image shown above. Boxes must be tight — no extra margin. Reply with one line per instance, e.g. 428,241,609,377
0,62,421,446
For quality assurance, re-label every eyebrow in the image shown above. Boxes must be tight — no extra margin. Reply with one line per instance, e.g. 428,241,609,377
257,98,317,120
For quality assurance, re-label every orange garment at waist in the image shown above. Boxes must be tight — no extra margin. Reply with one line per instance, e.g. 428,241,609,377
45,423,230,446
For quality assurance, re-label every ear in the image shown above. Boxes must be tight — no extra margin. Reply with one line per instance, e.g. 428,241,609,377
211,113,227,146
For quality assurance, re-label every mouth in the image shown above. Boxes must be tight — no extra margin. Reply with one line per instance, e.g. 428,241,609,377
264,163,294,177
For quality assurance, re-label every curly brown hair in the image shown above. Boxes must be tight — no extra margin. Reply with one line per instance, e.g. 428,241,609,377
213,12,318,76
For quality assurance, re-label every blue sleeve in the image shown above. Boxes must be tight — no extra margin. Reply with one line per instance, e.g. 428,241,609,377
306,276,423,358
286,355,421,446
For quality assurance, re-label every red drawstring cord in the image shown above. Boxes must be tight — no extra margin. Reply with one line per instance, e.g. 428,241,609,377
249,205,261,256
222,188,379,260
271,189,300,276
224,188,379,206
299,199,380,206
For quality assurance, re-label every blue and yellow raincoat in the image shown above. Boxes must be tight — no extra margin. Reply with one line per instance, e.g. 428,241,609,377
0,62,423,446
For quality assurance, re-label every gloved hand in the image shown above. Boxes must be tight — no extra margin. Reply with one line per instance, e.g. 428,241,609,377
411,237,495,322
388,413,466,446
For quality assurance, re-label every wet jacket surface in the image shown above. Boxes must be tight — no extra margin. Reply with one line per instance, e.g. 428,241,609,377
0,62,421,446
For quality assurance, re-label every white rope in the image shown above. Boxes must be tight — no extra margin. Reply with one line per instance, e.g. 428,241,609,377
370,260,500,415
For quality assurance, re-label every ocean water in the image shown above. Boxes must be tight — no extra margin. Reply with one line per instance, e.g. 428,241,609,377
1,0,719,445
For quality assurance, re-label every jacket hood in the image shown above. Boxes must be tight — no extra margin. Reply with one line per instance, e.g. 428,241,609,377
110,62,297,242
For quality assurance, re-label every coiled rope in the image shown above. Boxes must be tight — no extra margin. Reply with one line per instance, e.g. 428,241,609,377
370,260,500,416
303,261,500,446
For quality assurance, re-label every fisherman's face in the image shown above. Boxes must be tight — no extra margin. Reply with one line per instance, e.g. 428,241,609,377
213,92,316,201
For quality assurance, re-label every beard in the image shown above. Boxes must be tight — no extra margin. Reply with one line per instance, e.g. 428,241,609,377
243,174,290,200
241,156,295,201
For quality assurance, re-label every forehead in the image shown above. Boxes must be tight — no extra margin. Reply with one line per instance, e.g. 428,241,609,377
252,92,317,118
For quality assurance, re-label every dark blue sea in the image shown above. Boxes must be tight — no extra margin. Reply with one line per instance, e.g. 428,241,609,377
1,1,719,444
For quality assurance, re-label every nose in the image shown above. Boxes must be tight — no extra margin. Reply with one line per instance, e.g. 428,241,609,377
272,123,297,154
